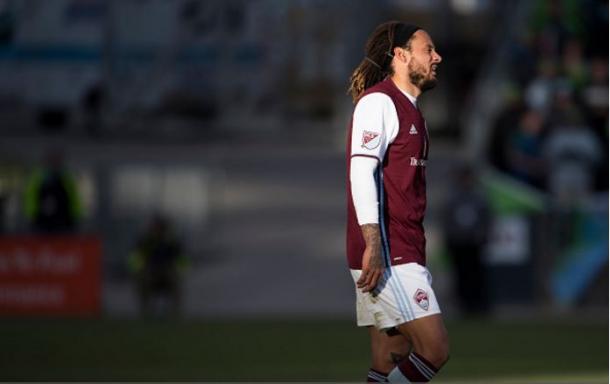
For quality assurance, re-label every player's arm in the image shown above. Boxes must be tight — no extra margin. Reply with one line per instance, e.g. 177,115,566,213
351,155,383,293
358,223,383,293
350,93,398,293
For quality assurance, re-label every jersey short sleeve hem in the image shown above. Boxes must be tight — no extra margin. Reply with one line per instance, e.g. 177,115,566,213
350,92,399,161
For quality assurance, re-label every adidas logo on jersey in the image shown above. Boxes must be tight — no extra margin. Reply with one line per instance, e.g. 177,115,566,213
409,124,418,135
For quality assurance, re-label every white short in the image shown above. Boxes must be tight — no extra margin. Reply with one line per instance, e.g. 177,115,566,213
351,263,442,330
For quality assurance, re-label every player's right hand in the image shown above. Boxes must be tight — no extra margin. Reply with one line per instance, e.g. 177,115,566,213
357,246,384,293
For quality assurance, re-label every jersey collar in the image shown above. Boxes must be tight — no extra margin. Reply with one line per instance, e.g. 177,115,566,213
398,88,418,109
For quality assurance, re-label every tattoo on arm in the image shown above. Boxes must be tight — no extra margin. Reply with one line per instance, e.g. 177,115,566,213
361,224,380,248
361,224,384,268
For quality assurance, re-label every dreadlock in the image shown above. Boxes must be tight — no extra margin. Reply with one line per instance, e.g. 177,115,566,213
347,21,420,103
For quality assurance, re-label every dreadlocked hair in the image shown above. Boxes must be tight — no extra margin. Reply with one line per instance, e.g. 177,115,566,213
347,21,412,103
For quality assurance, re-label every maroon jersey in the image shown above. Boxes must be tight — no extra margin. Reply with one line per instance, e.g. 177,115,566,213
347,78,429,270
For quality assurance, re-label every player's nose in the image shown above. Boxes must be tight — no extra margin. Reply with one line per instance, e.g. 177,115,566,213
433,51,442,63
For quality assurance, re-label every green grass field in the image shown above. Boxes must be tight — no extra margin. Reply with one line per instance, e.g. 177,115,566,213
0,317,607,382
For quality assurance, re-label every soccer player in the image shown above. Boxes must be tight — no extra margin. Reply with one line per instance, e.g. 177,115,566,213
346,21,448,382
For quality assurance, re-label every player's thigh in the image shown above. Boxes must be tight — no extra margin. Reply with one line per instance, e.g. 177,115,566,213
395,314,449,362
369,327,411,369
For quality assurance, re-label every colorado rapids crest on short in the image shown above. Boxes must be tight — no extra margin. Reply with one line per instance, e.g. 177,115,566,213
414,288,430,311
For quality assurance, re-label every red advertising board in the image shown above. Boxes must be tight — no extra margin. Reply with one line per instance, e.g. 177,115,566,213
0,235,101,316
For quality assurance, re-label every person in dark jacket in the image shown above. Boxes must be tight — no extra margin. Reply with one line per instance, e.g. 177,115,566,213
443,165,492,315
24,152,82,233
129,214,187,317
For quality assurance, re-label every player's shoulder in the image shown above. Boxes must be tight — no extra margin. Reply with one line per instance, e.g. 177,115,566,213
355,92,395,114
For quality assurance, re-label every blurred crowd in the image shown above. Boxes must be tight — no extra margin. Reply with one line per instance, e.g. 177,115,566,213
10,150,187,318
488,0,608,204
0,0,607,319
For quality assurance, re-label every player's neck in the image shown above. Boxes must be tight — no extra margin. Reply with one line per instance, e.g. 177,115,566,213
390,75,421,99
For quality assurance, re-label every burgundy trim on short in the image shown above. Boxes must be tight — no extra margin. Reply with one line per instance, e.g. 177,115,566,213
351,154,380,161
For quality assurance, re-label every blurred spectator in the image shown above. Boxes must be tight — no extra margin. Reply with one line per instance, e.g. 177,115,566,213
542,123,602,204
128,214,187,317
524,59,559,116
561,38,587,91
488,88,526,173
505,108,547,188
493,0,607,200
23,152,82,233
547,80,584,128
442,165,491,315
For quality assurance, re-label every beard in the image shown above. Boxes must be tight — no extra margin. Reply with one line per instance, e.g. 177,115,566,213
408,59,437,92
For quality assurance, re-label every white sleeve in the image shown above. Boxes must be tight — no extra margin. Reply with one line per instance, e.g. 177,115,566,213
351,93,399,160
350,157,379,224
349,93,399,225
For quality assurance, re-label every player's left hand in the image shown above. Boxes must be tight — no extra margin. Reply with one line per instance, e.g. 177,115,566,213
357,245,384,293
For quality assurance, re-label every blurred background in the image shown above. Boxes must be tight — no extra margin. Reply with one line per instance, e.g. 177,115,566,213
0,0,607,382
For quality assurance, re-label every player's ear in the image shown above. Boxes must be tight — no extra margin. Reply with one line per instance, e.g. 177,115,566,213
394,46,408,63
